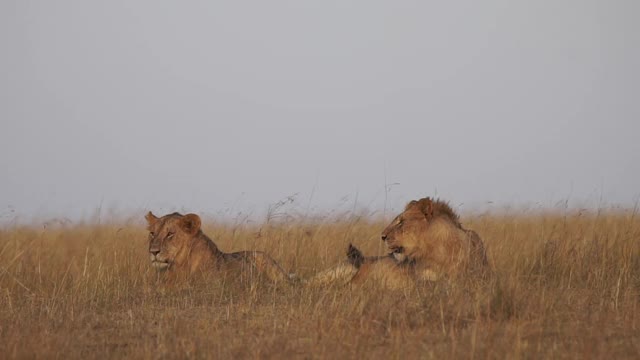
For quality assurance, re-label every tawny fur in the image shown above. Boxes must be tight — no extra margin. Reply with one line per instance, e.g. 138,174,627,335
381,197,490,280
304,244,412,289
145,212,293,284
346,244,415,290
319,198,490,289
301,262,359,287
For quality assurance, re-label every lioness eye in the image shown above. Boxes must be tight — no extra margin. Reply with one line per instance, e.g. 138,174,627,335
167,232,175,239
149,232,154,239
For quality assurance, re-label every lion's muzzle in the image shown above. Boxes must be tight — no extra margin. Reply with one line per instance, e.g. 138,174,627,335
150,253,170,269
383,236,399,251
150,260,170,269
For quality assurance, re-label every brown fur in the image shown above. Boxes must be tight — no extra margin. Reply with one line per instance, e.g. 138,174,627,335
145,212,292,283
346,244,415,289
302,244,411,288
381,197,489,280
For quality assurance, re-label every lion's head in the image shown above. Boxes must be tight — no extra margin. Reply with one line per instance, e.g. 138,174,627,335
381,197,462,261
145,212,202,270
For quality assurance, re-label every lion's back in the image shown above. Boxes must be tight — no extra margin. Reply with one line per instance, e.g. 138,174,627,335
419,219,490,276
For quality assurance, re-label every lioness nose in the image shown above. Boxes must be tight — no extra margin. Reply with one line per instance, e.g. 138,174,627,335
381,235,387,241
150,249,160,256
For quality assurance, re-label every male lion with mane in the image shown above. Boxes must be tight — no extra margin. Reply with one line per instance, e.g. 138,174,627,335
380,197,490,281
300,198,489,288
305,197,489,288
145,212,293,283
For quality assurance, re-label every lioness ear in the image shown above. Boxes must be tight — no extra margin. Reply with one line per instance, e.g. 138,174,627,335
145,211,159,226
180,213,201,235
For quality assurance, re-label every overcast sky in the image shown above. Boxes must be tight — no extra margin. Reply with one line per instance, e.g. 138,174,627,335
1,1,639,222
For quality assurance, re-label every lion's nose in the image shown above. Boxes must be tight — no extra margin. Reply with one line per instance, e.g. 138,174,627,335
381,235,387,241
150,249,160,256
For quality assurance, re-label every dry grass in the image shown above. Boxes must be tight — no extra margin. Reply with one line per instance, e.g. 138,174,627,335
1,209,640,359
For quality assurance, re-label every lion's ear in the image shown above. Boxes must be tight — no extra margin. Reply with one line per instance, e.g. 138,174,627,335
417,198,435,219
425,201,435,218
180,214,202,236
145,211,159,226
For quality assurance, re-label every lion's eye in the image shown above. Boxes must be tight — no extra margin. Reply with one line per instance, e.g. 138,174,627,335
149,232,155,239
167,232,175,239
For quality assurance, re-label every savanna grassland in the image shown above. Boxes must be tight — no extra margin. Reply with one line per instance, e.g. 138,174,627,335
1,208,640,359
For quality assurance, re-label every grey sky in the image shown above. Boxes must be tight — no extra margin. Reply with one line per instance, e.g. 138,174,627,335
1,1,639,221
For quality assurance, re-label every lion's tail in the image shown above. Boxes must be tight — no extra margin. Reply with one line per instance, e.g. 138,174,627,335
346,243,365,268
299,257,360,287
295,244,368,287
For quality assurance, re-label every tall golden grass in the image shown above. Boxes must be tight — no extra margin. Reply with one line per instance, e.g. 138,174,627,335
1,208,639,359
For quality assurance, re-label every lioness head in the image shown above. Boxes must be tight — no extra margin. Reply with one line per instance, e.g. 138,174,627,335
381,197,460,260
145,211,202,270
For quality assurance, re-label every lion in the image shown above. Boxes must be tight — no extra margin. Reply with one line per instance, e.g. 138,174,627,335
295,197,489,288
380,197,489,281
145,211,294,283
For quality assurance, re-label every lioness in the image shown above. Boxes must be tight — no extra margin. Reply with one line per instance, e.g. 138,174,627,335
145,211,293,283
381,197,489,280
